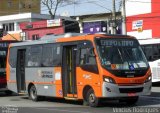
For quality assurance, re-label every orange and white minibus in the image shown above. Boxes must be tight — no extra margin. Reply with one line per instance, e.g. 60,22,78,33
6,33,151,107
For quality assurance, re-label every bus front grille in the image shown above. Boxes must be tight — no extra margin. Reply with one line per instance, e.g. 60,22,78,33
119,87,143,93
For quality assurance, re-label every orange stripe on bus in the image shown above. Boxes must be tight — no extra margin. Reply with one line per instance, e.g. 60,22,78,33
25,81,55,85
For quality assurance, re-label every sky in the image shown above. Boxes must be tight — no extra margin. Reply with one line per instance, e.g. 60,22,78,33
41,0,122,16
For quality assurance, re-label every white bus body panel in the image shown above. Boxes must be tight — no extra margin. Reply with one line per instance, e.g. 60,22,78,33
139,39,160,82
149,60,160,82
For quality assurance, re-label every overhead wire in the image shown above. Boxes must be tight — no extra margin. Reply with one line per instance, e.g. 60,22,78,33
127,0,160,4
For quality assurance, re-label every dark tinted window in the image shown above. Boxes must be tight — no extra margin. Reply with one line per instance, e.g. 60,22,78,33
26,46,42,67
79,47,98,73
52,44,61,66
80,48,96,65
95,38,148,70
141,44,160,61
42,44,61,67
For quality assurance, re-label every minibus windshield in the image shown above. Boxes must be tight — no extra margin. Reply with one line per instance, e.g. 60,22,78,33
95,38,149,70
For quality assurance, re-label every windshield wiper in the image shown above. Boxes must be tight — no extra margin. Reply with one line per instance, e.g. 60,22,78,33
123,48,140,69
117,48,124,63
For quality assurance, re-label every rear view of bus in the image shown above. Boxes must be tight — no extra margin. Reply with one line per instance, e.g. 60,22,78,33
6,34,151,107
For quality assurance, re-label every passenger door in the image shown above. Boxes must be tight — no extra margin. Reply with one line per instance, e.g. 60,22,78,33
62,45,77,98
16,49,26,93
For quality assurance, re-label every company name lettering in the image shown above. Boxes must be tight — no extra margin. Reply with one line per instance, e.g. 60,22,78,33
100,40,134,46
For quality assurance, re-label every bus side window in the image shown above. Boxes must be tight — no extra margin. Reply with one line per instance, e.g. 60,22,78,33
141,45,153,61
9,48,17,68
79,48,98,74
42,46,53,67
52,45,61,66
80,48,96,64
41,44,61,67
80,48,87,65
152,45,160,60
26,46,42,67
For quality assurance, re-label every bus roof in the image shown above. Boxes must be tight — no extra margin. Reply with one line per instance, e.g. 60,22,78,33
138,38,160,45
9,33,136,47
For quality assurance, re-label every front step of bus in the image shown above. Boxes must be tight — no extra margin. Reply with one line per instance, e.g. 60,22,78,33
18,90,26,95
64,97,78,100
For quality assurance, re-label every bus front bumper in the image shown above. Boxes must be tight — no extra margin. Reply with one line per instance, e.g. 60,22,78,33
102,81,151,98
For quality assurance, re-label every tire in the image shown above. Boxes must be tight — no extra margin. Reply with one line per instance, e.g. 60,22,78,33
119,96,139,105
29,85,39,101
86,88,100,107
5,90,13,95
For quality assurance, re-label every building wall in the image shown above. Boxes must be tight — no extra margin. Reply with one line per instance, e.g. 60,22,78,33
24,27,64,40
126,0,160,39
83,21,107,34
75,12,122,34
20,19,64,40
0,13,51,40
0,0,40,16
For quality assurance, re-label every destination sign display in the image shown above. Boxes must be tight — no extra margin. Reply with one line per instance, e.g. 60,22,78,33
96,38,138,47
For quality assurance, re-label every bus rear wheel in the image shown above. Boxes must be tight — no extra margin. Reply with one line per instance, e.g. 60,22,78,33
29,85,39,101
86,89,100,107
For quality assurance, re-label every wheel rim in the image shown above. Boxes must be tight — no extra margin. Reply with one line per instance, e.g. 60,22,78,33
89,93,95,103
30,87,36,99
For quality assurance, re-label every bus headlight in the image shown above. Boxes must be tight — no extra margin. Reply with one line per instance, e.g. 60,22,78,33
145,75,152,83
103,76,115,84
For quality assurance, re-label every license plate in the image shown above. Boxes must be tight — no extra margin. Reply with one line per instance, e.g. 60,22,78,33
128,93,136,96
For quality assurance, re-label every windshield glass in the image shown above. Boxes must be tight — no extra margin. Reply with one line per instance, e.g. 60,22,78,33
95,38,149,70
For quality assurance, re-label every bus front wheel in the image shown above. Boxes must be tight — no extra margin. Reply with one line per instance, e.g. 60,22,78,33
29,85,39,101
86,88,100,107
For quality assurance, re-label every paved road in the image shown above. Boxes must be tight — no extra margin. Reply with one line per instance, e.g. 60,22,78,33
0,85,160,113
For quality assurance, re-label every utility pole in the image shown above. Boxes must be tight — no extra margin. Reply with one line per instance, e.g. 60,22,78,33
18,0,20,13
112,0,116,34
122,0,127,35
